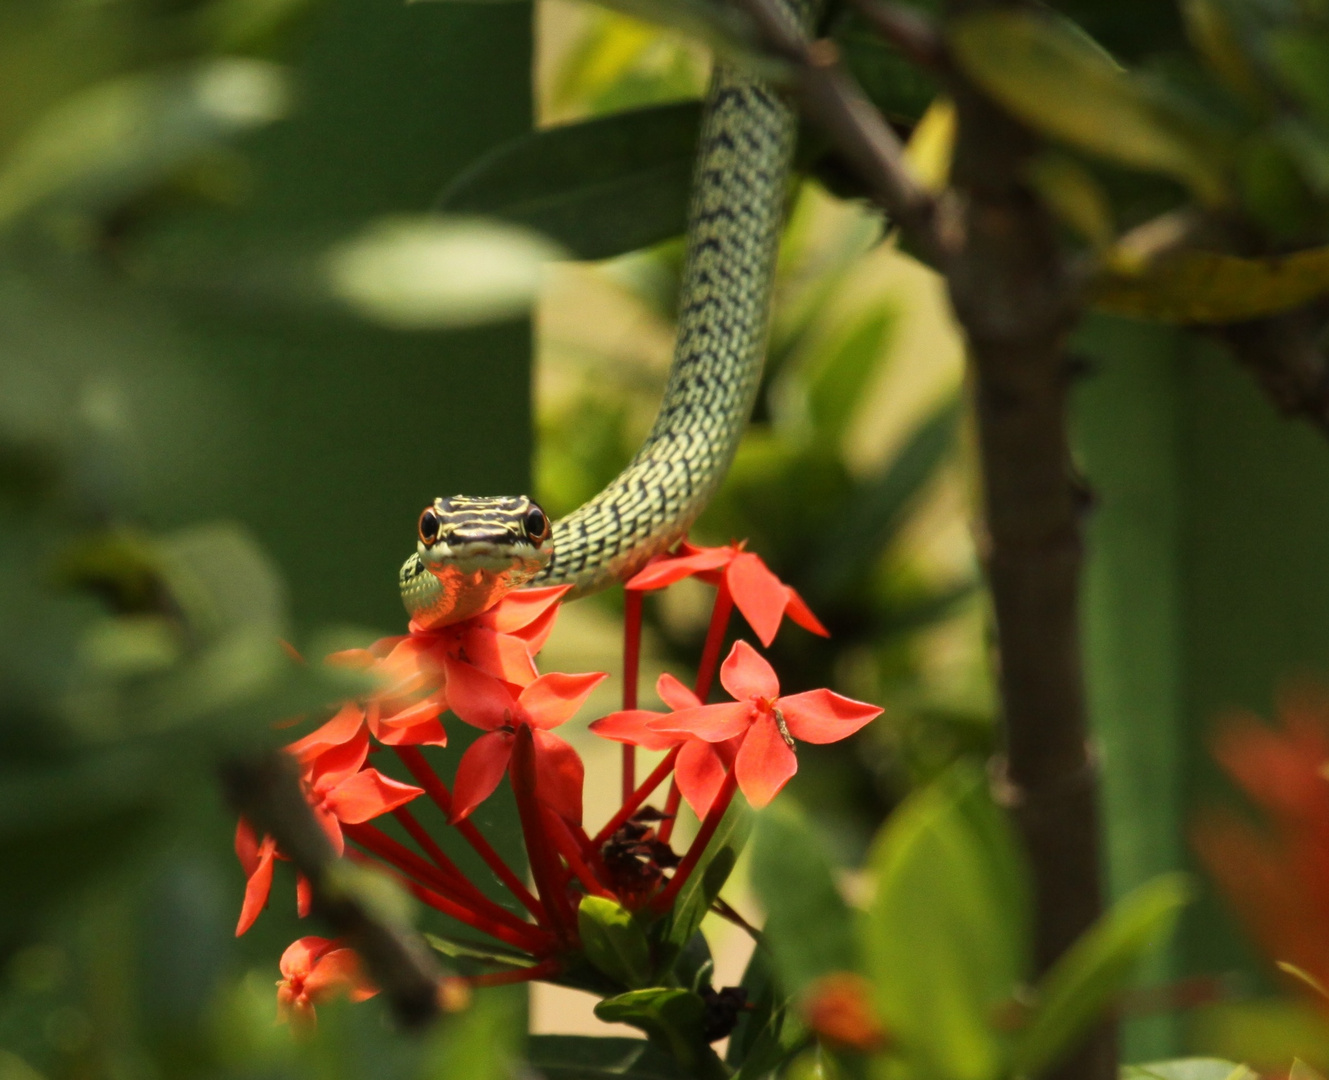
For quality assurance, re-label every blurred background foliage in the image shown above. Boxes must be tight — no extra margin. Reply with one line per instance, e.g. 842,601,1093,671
10,0,1329,1074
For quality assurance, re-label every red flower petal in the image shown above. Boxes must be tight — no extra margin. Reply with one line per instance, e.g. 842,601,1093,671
235,816,264,875
517,670,608,730
719,640,780,702
325,769,424,825
727,553,789,647
650,701,752,742
288,703,365,762
450,730,514,821
280,936,334,980
533,729,585,824
656,672,702,712
734,712,798,808
236,831,275,936
675,739,730,818
442,657,514,731
296,874,312,918
784,586,829,637
626,547,733,591
589,709,678,751
304,947,377,1002
487,585,570,635
305,728,370,789
778,689,883,744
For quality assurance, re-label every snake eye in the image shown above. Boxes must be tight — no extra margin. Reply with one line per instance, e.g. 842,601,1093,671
418,508,441,546
523,505,549,545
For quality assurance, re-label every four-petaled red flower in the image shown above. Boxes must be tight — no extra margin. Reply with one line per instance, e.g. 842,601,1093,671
446,659,606,825
627,542,828,646
277,936,377,1026
649,640,882,807
590,673,736,817
1194,690,1329,1004
295,727,425,854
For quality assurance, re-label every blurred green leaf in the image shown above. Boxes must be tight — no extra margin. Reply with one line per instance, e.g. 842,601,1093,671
1293,1060,1327,1080
528,1035,693,1080
658,797,752,959
808,394,960,601
0,58,289,230
862,763,1028,1080
580,896,654,989
1267,31,1329,129
750,803,857,997
1125,1059,1257,1080
1193,1001,1329,1071
948,10,1229,204
325,214,563,330
1013,874,1192,1076
1091,242,1329,323
1027,151,1115,248
424,933,534,970
804,309,893,439
1181,0,1267,106
439,104,700,260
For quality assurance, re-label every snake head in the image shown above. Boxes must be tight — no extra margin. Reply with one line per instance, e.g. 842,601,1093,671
399,495,553,628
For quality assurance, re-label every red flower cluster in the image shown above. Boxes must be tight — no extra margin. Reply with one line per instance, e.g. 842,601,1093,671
1195,689,1329,1002
235,542,882,1022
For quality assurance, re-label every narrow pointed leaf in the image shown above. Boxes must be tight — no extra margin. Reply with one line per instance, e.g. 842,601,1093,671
659,798,753,957
438,104,700,260
528,1035,692,1080
1013,873,1192,1076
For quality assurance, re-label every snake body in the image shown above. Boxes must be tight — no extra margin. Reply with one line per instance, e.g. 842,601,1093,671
400,22,807,627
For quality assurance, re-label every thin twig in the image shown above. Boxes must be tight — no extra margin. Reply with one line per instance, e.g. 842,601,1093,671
220,751,443,1029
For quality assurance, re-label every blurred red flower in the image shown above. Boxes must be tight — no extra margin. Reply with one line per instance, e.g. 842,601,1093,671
1194,690,1329,1001
276,936,377,1026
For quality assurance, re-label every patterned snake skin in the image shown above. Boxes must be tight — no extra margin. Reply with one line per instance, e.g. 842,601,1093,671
401,7,810,619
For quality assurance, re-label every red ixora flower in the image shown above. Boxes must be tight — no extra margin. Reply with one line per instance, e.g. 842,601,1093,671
277,936,377,1026
627,541,827,646
1194,689,1329,1003
590,672,736,818
445,659,606,825
650,640,882,808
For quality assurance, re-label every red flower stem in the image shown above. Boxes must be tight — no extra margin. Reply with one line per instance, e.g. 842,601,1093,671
542,808,615,899
652,766,740,914
387,808,542,936
456,956,562,989
391,806,478,890
510,725,578,942
393,745,544,921
342,848,550,954
622,589,644,802
591,745,681,847
657,780,684,844
343,822,551,951
693,581,734,703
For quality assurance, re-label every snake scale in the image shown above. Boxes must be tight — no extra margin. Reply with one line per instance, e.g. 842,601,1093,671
399,8,810,630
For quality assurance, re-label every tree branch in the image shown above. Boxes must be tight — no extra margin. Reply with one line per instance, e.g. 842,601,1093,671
220,751,445,1029
1220,308,1329,435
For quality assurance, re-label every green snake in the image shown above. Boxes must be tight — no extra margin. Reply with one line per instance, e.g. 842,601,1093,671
398,22,807,630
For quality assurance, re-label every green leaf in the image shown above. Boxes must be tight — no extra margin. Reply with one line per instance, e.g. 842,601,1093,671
808,394,960,601
527,1035,692,1080
1013,874,1192,1076
804,309,894,440
1124,1059,1258,1080
862,763,1029,1080
423,933,535,970
659,797,752,957
1292,1061,1327,1080
579,896,654,989
439,104,700,261
325,214,563,330
1192,1001,1329,1070
0,59,289,229
750,803,857,996
1267,30,1329,129
947,10,1229,204
1091,242,1329,324
595,989,710,1069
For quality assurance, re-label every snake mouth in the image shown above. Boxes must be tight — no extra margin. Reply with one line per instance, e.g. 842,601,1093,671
418,539,549,578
